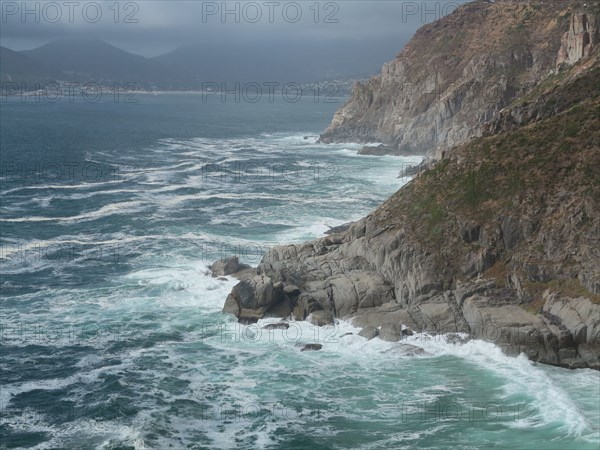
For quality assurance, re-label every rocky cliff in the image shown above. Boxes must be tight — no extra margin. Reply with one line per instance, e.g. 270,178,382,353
319,0,599,157
217,18,600,368
557,12,599,66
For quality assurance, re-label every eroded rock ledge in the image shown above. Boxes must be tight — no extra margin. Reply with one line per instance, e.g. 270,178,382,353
216,210,600,370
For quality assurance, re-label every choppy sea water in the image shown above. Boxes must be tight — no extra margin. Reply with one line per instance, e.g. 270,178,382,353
0,94,598,449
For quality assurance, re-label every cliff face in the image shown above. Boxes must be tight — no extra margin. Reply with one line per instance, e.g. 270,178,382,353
319,1,599,157
557,12,599,66
219,39,600,369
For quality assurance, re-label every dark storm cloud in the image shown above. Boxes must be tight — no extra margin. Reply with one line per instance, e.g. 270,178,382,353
0,1,468,56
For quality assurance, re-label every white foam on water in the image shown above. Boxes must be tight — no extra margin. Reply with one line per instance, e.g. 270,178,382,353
26,420,149,450
0,180,128,196
31,188,150,202
208,318,408,360
211,315,597,441
401,333,593,436
0,201,147,224
123,264,236,312
4,129,598,449
0,359,134,408
270,221,335,243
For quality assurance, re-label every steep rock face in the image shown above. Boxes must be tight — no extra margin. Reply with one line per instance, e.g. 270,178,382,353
483,56,600,134
557,13,600,66
319,1,596,156
221,51,600,369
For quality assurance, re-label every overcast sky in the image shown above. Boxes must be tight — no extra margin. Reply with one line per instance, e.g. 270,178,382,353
1,1,468,57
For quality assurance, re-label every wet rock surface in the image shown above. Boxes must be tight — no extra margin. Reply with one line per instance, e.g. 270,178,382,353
300,344,323,352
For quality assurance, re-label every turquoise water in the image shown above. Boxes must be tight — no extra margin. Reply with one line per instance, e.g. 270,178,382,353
0,94,598,449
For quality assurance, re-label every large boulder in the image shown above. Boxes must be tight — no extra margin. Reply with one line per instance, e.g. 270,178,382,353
307,310,335,327
222,275,284,321
291,293,322,321
210,256,254,279
358,327,379,340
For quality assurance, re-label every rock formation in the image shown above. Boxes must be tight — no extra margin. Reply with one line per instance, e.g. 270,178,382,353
557,12,599,66
319,1,599,157
218,6,600,370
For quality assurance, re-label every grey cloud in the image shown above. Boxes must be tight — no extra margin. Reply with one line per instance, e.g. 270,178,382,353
1,1,468,56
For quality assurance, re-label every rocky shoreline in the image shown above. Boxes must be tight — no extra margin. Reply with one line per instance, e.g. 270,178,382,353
215,88,600,370
216,4,600,370
214,207,600,370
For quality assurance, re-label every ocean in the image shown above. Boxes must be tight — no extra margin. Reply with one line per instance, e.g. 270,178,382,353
0,93,598,449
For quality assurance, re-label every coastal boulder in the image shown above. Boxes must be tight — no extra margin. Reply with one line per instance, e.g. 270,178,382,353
210,256,254,279
384,343,428,357
379,324,404,342
292,293,323,321
358,327,379,340
222,275,284,321
307,310,335,327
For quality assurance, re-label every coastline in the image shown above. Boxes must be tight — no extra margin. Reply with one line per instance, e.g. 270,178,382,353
215,96,600,371
214,4,600,372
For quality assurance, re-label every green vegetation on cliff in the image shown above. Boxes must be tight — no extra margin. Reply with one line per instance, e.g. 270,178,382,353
375,51,600,307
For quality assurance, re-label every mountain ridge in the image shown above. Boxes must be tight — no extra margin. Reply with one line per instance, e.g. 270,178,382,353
0,46,63,85
21,38,170,85
1,37,401,90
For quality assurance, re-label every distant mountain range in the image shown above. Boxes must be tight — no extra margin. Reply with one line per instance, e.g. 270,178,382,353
0,46,63,85
20,38,169,85
1,37,398,91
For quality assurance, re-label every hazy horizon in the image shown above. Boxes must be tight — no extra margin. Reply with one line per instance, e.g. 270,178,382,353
1,1,468,57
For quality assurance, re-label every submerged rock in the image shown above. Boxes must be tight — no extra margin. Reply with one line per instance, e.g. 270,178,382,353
300,344,323,352
384,343,428,357
238,317,258,325
263,322,290,330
